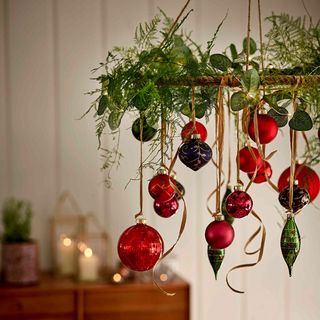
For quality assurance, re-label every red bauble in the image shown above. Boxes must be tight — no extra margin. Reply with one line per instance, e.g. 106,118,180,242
226,189,253,218
205,220,234,249
154,196,179,218
118,222,163,271
237,147,263,173
248,114,278,144
247,161,273,183
148,174,176,201
278,164,320,202
181,121,208,142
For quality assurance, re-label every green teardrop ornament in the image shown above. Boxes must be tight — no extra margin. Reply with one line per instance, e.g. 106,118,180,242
207,245,225,280
280,215,301,277
221,185,234,225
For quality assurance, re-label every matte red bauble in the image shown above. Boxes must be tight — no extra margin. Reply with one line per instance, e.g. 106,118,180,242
237,147,263,173
205,220,235,249
181,121,208,142
278,164,320,202
247,161,273,183
154,196,179,218
226,188,253,218
248,114,278,144
118,222,163,271
148,174,176,201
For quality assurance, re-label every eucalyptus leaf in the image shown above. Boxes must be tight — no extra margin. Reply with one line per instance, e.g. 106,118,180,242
231,91,249,111
108,110,124,131
289,110,313,131
230,43,238,61
242,37,257,54
210,54,232,72
195,103,207,119
180,103,192,117
263,94,278,108
97,95,108,115
268,107,288,127
241,69,260,93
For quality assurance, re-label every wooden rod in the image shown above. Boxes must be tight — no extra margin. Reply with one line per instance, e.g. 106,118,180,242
157,75,320,87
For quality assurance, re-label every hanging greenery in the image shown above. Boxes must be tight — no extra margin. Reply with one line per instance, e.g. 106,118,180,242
85,8,319,183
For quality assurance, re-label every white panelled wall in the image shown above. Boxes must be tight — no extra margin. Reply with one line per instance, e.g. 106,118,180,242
0,1,319,320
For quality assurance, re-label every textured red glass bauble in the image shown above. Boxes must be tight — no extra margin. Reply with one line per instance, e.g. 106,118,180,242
247,161,273,183
118,223,163,271
226,190,253,218
237,146,263,173
181,121,208,142
154,196,179,218
278,164,320,202
248,114,278,144
205,220,235,249
148,174,176,201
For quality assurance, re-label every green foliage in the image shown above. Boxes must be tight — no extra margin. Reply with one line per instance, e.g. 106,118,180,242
289,110,313,131
85,8,320,183
265,13,320,73
1,198,32,243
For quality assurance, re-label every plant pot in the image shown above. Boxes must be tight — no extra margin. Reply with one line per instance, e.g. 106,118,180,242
1,240,39,285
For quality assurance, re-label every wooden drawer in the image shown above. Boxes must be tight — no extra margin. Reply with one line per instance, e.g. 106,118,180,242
0,290,75,318
83,283,189,320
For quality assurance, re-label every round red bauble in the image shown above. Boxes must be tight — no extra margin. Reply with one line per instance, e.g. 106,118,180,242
247,161,273,183
226,190,253,218
148,174,176,201
248,114,278,144
205,220,235,249
237,147,263,173
181,121,208,142
154,195,179,218
278,164,320,202
118,223,163,271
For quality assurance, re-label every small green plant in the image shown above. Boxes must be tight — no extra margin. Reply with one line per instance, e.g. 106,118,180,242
1,198,32,243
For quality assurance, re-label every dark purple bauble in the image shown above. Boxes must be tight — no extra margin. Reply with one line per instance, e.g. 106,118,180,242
226,189,253,218
278,184,310,213
205,220,235,249
178,135,212,171
154,195,179,218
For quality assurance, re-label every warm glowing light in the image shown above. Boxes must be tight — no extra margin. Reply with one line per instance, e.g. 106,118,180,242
113,273,122,283
78,241,87,252
84,248,93,258
63,237,72,247
160,273,168,282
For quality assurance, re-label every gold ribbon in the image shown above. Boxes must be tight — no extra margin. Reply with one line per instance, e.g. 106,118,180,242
226,210,266,294
152,143,186,296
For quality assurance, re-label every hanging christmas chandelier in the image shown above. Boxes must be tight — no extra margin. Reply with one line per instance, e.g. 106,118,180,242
84,0,320,293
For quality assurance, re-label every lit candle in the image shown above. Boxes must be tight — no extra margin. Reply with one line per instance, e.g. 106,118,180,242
79,248,99,281
58,237,75,275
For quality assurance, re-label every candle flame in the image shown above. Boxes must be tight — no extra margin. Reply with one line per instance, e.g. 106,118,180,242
78,241,87,252
160,273,168,282
63,237,72,247
84,248,93,258
113,273,122,283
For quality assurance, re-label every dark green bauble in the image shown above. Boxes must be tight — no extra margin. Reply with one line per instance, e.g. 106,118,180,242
221,185,234,225
207,245,225,280
280,215,301,277
131,117,157,142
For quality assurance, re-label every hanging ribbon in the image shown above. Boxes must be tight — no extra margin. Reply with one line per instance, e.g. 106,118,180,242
226,210,266,293
135,115,145,219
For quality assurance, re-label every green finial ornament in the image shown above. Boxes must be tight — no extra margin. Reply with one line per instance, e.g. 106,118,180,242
222,185,234,225
207,245,225,280
280,214,301,277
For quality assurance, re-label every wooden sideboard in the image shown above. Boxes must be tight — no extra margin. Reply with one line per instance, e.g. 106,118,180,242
0,273,190,320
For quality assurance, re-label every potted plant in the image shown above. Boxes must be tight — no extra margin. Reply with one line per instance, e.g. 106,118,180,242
1,198,39,284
